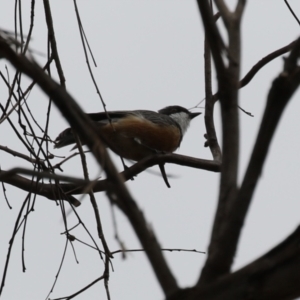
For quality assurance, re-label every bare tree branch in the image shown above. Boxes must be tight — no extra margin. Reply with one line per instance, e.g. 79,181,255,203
73,133,112,262
43,0,66,87
204,11,222,162
73,0,108,113
199,0,246,284
168,226,300,300
197,0,226,77
0,37,178,296
0,145,46,168
211,39,297,103
213,37,300,282
0,153,220,205
240,40,297,89
2,3,299,300
284,0,300,26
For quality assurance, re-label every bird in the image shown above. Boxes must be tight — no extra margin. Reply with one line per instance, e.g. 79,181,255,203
54,105,201,187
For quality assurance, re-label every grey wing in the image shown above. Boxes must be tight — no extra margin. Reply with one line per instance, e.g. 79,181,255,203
88,111,131,124
133,110,178,127
88,109,176,127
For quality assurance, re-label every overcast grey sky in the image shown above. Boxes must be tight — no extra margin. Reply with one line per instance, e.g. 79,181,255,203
0,1,300,299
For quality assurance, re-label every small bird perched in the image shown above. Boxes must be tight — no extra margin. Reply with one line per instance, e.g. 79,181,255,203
54,105,201,187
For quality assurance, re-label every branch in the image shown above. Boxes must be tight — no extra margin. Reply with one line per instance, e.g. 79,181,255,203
0,37,178,295
0,153,220,203
168,226,300,300
204,11,222,162
43,0,66,87
0,168,82,207
284,0,300,26
239,40,297,89
73,133,112,262
0,145,46,168
212,39,297,102
200,37,300,285
199,0,245,284
197,0,226,77
214,0,231,27
73,0,108,112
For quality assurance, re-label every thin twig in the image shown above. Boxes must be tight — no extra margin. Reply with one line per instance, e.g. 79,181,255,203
111,248,205,255
1,181,12,209
284,0,300,26
45,234,69,300
51,275,105,300
0,145,46,168
0,195,28,295
22,0,35,54
73,0,108,115
110,202,126,257
43,0,66,87
0,55,54,125
74,133,112,258
203,8,222,162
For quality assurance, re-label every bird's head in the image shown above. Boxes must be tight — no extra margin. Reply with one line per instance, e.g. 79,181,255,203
158,105,201,134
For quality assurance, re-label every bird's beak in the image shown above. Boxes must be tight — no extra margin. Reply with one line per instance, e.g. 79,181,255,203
190,112,201,119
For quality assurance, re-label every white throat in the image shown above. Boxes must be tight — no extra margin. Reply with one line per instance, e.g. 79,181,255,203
170,112,190,135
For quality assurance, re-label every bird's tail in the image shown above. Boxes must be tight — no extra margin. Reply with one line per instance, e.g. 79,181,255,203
54,128,75,149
